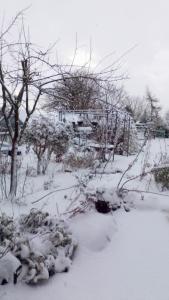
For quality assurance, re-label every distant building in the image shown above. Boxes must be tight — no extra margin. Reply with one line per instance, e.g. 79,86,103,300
58,108,137,156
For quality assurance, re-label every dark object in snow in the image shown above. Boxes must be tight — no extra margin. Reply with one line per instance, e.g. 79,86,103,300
112,203,121,211
1,279,8,285
64,168,72,173
64,267,69,272
13,265,22,284
124,205,130,212
8,150,22,156
95,200,111,214
87,188,121,214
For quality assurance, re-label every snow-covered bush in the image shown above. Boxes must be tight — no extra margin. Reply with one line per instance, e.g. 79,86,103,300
25,166,37,177
0,213,15,244
0,252,22,285
0,155,21,175
25,116,69,175
0,159,11,174
0,210,77,285
63,149,95,170
153,166,169,190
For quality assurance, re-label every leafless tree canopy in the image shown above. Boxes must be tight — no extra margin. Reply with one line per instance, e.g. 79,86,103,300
0,11,74,198
0,10,130,200
122,95,147,121
43,70,103,111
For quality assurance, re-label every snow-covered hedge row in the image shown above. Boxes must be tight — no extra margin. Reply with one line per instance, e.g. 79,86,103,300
0,210,77,285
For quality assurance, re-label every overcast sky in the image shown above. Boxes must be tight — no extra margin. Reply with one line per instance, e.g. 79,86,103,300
1,0,169,111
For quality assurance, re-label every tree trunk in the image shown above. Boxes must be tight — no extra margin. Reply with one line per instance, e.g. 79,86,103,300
9,141,18,200
9,106,19,201
42,157,47,175
42,148,52,175
37,157,41,175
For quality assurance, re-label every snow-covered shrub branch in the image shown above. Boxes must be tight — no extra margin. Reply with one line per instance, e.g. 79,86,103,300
25,115,69,175
0,210,77,285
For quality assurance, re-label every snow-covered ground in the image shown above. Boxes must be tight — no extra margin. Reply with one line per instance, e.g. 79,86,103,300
2,210,169,300
1,138,169,299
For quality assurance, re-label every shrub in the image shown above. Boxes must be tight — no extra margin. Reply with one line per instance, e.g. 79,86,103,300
0,213,15,243
63,151,95,170
153,166,169,190
0,210,77,285
25,166,37,177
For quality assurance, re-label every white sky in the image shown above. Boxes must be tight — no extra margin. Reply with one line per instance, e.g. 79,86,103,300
1,0,169,111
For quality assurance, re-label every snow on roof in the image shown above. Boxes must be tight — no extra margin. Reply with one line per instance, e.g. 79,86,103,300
87,142,114,149
77,127,92,132
63,113,82,123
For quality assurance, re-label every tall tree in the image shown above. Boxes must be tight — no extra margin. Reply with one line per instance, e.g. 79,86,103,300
0,11,125,199
0,12,69,199
146,89,161,124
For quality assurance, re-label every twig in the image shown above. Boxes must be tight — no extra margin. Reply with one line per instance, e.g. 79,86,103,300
117,138,148,191
119,170,152,191
31,184,78,204
123,188,169,198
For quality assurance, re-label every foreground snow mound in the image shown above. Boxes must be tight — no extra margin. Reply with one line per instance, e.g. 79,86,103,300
0,210,77,285
71,212,117,252
0,252,21,285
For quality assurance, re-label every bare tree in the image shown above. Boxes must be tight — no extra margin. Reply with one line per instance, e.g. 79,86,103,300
43,69,102,111
0,12,69,199
0,11,126,200
123,95,147,121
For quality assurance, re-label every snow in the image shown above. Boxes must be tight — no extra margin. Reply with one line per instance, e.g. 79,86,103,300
70,212,116,252
2,210,169,299
2,138,169,299
0,252,21,285
54,256,71,273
